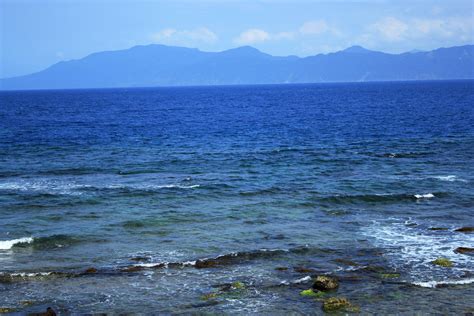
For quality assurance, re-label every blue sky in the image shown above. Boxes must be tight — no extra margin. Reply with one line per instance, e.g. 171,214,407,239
1,0,473,78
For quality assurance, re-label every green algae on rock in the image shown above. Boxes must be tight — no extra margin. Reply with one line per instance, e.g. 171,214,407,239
322,297,356,312
432,258,453,267
379,273,401,279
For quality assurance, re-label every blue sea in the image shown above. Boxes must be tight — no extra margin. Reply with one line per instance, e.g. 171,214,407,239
0,81,473,314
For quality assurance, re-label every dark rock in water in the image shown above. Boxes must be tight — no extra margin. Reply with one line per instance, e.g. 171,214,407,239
322,297,352,312
312,275,339,291
195,259,219,268
429,227,449,231
83,267,98,274
130,256,150,262
333,258,359,266
454,247,474,254
294,266,314,273
275,266,288,271
120,266,145,272
28,307,57,316
455,227,474,233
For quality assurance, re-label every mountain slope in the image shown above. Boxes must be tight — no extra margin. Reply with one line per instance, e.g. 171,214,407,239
1,44,473,90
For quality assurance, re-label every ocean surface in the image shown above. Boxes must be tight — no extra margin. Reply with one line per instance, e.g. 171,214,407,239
0,81,473,314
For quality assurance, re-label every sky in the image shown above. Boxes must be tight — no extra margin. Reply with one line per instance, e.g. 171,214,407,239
1,0,473,78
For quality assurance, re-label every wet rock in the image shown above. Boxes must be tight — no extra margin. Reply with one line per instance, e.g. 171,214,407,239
455,227,474,233
429,227,449,231
120,266,145,272
195,259,218,269
84,267,98,274
322,297,353,312
294,266,314,273
312,275,339,291
454,247,474,255
432,258,453,267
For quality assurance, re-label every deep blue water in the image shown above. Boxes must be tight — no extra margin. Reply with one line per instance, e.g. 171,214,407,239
0,81,473,314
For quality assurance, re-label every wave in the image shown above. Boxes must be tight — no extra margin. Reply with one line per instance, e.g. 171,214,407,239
413,277,474,288
370,152,433,159
0,237,33,250
432,175,467,183
320,192,441,204
1,235,93,251
0,180,201,196
413,193,435,199
362,219,474,282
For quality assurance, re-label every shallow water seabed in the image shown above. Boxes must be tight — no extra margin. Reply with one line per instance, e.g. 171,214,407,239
0,81,473,313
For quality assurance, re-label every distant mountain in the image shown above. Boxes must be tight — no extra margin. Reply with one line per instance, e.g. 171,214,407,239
1,44,473,90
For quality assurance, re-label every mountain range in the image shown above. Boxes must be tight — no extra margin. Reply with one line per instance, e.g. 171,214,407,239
1,44,473,90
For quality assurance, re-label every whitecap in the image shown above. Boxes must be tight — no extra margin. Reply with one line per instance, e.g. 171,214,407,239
413,278,474,288
414,193,434,199
0,237,34,250
432,175,467,183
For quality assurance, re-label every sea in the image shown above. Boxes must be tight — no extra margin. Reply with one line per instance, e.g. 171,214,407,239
0,81,473,314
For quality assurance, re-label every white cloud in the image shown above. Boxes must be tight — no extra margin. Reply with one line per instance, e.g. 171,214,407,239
234,29,270,45
151,27,218,45
370,17,408,42
365,16,473,43
233,20,339,46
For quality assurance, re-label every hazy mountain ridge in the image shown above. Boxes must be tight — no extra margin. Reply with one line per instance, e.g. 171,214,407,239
1,44,473,90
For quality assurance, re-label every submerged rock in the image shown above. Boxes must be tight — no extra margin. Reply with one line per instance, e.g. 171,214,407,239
130,256,150,262
333,258,359,266
0,307,16,313
275,266,288,271
120,266,145,272
432,258,453,267
83,267,98,274
29,307,57,316
454,247,474,255
294,266,314,273
455,227,474,233
312,276,339,291
379,273,401,279
429,227,449,231
322,297,353,312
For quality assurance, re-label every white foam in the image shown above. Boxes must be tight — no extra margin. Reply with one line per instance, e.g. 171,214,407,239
0,179,200,195
362,219,474,282
414,193,434,199
292,276,312,284
0,237,33,250
413,278,474,288
432,175,467,183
